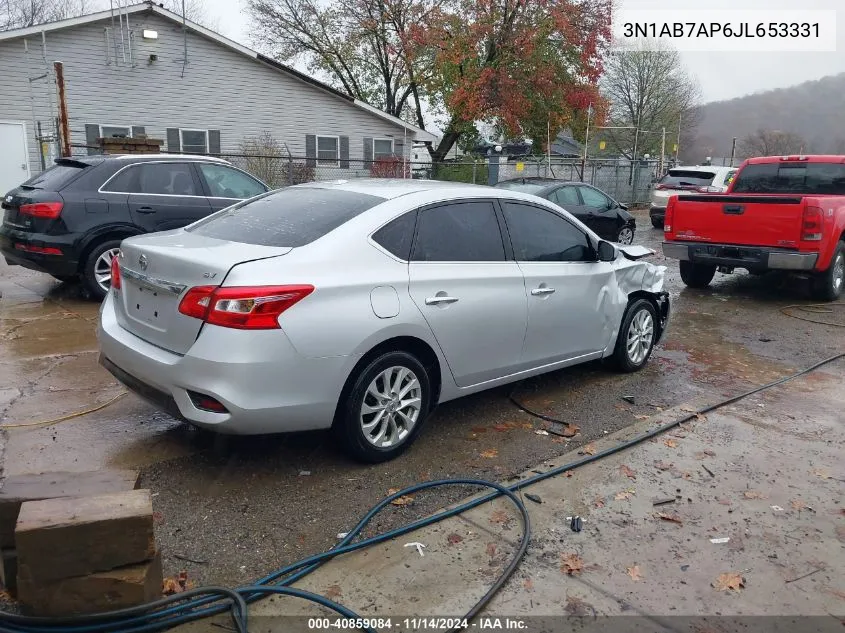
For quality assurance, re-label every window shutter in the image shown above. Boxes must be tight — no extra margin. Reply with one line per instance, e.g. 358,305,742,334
363,137,373,166
208,130,221,155
305,134,316,168
393,137,404,158
166,128,180,153
131,126,146,138
85,124,100,155
339,136,349,169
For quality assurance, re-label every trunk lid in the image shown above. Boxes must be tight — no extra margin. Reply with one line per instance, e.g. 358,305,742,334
670,194,805,248
114,230,291,354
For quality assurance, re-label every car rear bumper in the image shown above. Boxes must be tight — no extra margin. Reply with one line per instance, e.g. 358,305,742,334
97,292,356,434
0,227,79,276
662,241,819,272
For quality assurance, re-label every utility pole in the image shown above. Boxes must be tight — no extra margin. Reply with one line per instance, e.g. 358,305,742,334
675,114,682,165
659,127,666,176
629,120,640,185
729,137,737,167
53,61,70,157
580,103,592,182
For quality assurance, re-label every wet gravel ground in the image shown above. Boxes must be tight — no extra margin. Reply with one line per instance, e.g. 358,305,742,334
1,207,843,589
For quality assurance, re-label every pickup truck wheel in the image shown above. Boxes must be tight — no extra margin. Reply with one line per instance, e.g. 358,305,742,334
811,243,845,302
679,261,716,288
650,217,663,229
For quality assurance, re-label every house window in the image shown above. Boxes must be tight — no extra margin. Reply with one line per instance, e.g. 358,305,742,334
180,129,209,154
373,138,394,160
317,136,339,165
100,125,132,138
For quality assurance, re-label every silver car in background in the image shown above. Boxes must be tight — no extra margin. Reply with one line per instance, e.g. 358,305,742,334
650,166,737,228
98,180,670,462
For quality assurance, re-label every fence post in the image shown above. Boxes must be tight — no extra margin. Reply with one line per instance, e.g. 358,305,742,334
288,155,293,186
472,161,477,184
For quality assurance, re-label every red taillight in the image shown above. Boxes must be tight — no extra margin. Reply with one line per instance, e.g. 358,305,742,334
178,285,314,330
110,256,122,290
802,205,823,241
14,243,62,255
19,201,63,219
664,198,675,233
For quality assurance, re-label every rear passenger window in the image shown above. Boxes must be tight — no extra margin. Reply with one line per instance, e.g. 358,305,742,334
412,202,505,262
373,211,417,260
103,163,198,196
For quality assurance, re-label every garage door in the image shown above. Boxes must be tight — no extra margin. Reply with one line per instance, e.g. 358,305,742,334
0,122,31,195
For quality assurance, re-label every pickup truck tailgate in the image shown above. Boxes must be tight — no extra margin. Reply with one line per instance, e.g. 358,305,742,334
670,195,805,248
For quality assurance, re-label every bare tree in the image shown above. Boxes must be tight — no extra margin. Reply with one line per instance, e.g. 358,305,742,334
157,0,220,31
737,129,807,159
1,0,94,30
600,40,701,159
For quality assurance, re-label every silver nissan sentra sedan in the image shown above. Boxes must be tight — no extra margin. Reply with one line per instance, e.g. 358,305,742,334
98,179,670,462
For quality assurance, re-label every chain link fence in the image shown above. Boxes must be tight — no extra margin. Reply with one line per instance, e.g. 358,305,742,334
67,144,661,206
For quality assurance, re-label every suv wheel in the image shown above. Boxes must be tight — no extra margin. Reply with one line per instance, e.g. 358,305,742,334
811,242,844,302
82,239,122,301
612,299,658,372
334,351,431,463
679,260,717,288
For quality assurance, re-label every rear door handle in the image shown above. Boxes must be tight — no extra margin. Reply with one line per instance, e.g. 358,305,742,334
425,296,459,305
723,205,744,215
531,287,556,296
136,206,156,214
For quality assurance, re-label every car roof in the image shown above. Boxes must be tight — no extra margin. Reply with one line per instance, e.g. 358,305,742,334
497,177,569,185
295,178,494,200
55,154,231,167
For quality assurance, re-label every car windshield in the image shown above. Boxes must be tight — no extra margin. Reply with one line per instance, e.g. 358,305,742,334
731,162,845,195
495,181,550,194
658,170,717,188
186,187,385,247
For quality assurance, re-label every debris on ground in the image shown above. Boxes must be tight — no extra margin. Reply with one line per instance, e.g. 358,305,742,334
446,533,463,545
620,465,637,480
298,471,311,476
652,497,676,506
324,584,342,599
615,490,635,501
386,489,414,506
162,571,192,595
626,565,643,581
664,438,679,448
622,396,636,404
403,542,426,557
712,572,745,591
480,449,499,458
580,443,597,456
710,537,730,544
534,430,549,436
654,511,683,525
524,493,542,504
570,516,583,532
743,490,768,499
560,553,584,575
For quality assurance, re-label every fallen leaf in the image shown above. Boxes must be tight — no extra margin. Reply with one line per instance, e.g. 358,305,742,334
594,496,605,508
654,460,674,470
620,465,637,480
743,490,768,500
560,553,584,575
565,471,573,477
324,584,342,599
486,542,497,557
680,406,697,413
552,437,568,444
561,424,580,437
626,565,643,581
614,489,635,501
634,414,650,421
581,443,596,456
812,468,831,480
480,449,499,458
664,438,678,448
712,572,745,592
489,509,509,524
391,495,414,506
521,423,534,430
523,577,534,591
654,511,683,525
447,533,463,545
162,571,193,596
791,498,809,511
695,413,708,422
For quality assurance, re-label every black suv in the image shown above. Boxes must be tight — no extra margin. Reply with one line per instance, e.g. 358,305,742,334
1,155,269,299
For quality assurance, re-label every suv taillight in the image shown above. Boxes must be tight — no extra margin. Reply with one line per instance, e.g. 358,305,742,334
802,205,823,241
178,285,314,330
110,256,122,290
19,201,63,218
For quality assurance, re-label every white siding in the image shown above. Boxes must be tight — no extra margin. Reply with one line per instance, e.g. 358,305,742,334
0,11,411,174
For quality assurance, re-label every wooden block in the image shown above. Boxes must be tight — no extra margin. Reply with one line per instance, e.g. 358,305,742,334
0,469,140,548
18,550,162,617
0,549,17,595
16,489,154,582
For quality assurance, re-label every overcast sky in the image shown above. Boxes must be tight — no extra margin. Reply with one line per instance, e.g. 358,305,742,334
201,0,844,104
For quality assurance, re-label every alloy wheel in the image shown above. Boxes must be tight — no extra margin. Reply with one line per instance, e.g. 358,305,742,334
833,252,844,293
360,366,422,448
626,308,654,365
616,227,635,245
94,248,121,293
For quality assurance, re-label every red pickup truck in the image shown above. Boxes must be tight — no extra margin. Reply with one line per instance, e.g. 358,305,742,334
662,155,845,301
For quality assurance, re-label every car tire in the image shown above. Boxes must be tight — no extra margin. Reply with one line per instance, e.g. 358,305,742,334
679,260,716,288
616,225,635,245
82,239,123,301
651,217,663,229
811,242,844,302
612,299,658,373
334,351,431,463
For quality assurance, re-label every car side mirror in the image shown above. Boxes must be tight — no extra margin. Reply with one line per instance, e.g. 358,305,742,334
597,241,617,262
617,202,628,211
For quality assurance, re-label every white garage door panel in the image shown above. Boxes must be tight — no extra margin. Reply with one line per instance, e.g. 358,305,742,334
0,122,31,195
